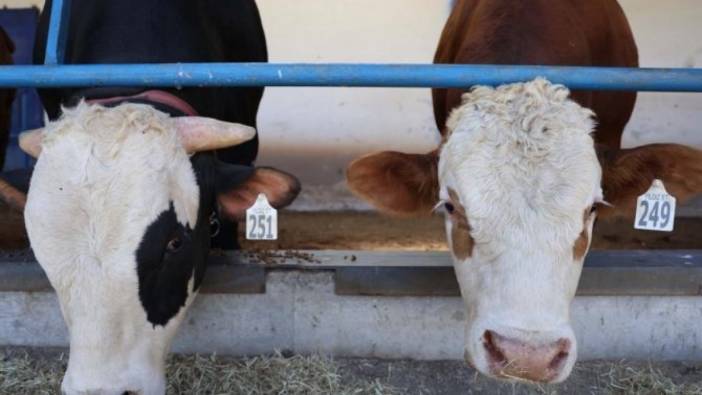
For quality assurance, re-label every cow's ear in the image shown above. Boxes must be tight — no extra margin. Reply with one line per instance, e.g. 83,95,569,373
215,162,300,220
600,144,702,218
346,150,439,216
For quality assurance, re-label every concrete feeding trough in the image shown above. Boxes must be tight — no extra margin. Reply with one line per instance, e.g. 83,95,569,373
1,249,700,361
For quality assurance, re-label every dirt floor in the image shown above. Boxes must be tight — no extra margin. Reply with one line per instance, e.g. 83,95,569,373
3,200,702,252
240,211,702,251
0,347,700,395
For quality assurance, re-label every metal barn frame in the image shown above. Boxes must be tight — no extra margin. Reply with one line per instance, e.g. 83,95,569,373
0,0,701,297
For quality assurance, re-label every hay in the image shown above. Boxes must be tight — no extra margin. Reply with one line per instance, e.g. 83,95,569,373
166,352,395,395
1,349,701,395
0,350,65,395
0,350,395,395
599,362,702,395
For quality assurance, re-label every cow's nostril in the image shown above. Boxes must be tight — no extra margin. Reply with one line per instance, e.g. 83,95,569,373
481,331,573,382
548,338,571,371
482,330,507,365
549,351,569,371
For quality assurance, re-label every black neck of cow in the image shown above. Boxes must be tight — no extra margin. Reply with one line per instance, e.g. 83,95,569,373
33,0,266,170
34,0,268,252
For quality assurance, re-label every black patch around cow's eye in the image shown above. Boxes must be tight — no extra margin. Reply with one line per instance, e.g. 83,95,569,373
136,201,209,328
166,237,183,252
445,202,455,214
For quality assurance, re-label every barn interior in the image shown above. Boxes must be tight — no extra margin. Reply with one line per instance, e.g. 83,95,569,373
0,1,701,393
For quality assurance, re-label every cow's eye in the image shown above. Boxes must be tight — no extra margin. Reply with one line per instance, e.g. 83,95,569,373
444,202,455,214
590,205,597,215
166,237,183,252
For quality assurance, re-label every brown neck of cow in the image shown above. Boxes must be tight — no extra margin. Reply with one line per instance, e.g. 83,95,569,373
432,0,638,151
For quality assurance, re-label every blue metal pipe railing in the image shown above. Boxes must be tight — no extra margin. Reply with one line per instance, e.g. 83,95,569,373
43,0,71,65
0,63,701,91
3,0,694,92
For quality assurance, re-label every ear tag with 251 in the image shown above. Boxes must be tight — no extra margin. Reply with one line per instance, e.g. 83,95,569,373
246,193,278,240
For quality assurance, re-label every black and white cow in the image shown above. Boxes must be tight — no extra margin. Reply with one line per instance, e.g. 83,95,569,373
20,1,300,394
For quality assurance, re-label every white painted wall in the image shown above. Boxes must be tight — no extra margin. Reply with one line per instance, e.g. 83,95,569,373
618,0,702,149
3,0,701,185
254,0,447,183
0,0,40,7
255,0,702,184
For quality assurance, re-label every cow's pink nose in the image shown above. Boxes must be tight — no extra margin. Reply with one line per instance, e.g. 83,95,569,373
482,330,571,382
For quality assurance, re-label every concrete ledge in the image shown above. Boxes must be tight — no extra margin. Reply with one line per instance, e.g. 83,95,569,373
336,250,702,296
1,250,700,360
1,271,700,361
0,253,266,294
2,250,701,296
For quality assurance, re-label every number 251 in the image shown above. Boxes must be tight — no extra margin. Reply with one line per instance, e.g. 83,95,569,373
249,214,273,239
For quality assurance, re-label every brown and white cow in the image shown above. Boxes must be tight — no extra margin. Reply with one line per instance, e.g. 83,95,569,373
347,0,702,383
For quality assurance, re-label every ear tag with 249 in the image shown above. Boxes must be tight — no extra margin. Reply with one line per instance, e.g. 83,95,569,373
246,193,278,240
634,179,676,232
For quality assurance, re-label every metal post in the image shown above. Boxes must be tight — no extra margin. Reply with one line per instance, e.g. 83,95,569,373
44,0,71,65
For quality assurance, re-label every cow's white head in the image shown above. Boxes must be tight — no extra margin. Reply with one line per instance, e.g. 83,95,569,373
21,102,299,395
347,78,702,383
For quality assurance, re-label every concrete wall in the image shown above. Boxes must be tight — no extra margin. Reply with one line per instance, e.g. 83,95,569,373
2,0,701,185
2,272,701,360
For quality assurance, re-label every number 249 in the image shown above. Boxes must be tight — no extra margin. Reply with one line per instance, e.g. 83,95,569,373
638,200,671,229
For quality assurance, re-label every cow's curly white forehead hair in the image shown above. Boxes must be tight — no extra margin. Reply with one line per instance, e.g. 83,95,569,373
35,101,199,227
42,101,178,157
439,78,601,251
445,78,596,156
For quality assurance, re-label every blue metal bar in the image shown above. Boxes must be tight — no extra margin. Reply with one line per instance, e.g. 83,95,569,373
0,63,701,91
43,0,71,65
